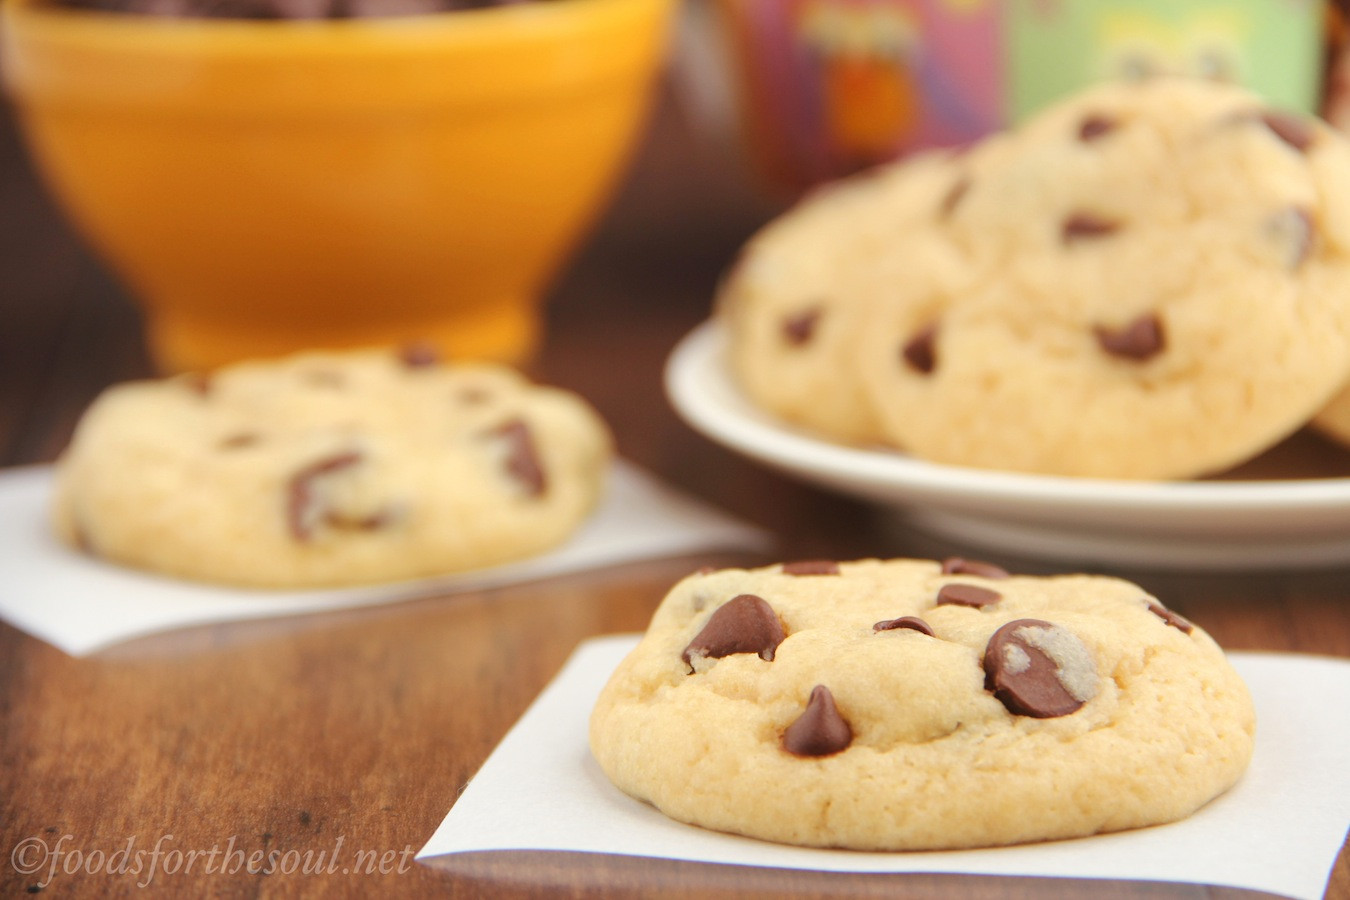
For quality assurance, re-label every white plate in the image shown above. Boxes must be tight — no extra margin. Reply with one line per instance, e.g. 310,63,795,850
664,321,1350,570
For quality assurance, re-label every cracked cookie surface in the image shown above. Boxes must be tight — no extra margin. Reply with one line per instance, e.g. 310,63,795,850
589,558,1255,850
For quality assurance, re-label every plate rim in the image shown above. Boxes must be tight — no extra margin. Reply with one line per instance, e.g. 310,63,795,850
664,320,1350,515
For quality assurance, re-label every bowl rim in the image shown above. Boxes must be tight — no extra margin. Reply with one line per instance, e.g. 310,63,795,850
1,0,675,50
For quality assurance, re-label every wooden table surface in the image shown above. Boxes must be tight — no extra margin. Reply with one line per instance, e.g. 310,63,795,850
1,82,1347,899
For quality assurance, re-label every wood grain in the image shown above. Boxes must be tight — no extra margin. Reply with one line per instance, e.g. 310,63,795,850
0,83,1346,899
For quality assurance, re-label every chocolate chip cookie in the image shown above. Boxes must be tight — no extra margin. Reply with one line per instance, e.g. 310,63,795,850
720,78,1350,478
719,151,963,446
857,78,1350,478
590,558,1255,850
52,347,611,587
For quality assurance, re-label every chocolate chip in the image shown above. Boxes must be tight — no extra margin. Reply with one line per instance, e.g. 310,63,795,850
873,616,934,636
936,583,1001,609
782,307,822,347
682,593,785,669
1259,110,1315,153
287,451,363,541
983,619,1098,718
782,685,852,757
781,560,840,576
218,432,260,450
1094,313,1164,361
940,176,971,218
940,557,1009,579
902,323,938,374
1062,213,1121,243
1267,206,1315,269
1148,602,1195,634
489,418,546,498
398,342,440,368
1078,115,1117,142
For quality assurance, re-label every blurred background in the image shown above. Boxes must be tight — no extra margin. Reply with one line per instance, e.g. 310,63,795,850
0,0,1344,467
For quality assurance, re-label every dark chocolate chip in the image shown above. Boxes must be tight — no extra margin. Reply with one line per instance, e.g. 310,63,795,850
398,342,440,368
781,560,840,576
1259,110,1315,153
682,593,785,669
782,685,852,757
940,176,971,218
901,323,938,375
489,418,546,498
1094,313,1164,361
1148,602,1195,635
940,557,1009,579
873,616,935,636
936,583,1001,609
287,451,363,541
983,618,1098,718
782,307,823,347
1062,213,1121,243
218,432,260,450
1078,115,1117,142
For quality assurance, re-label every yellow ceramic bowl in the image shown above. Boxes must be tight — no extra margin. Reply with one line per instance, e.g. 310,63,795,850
2,0,674,371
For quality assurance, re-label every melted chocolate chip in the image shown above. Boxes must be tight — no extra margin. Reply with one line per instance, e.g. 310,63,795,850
902,323,938,375
1148,602,1195,634
1078,115,1117,142
940,557,1009,579
936,583,1001,609
782,307,822,347
1094,313,1165,361
940,176,971,218
490,418,546,498
1259,110,1315,153
873,616,935,636
287,451,363,541
781,560,840,576
1062,213,1121,243
983,619,1098,718
398,342,440,368
782,685,852,757
682,593,785,669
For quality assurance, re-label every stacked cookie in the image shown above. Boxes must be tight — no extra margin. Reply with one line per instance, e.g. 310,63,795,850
53,347,612,587
590,558,1255,850
722,78,1350,479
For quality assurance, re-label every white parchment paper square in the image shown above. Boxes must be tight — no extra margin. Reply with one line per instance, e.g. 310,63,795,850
419,635,1350,900
0,465,767,656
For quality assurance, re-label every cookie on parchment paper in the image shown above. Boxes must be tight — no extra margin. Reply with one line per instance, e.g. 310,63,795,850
590,558,1255,851
52,347,611,588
